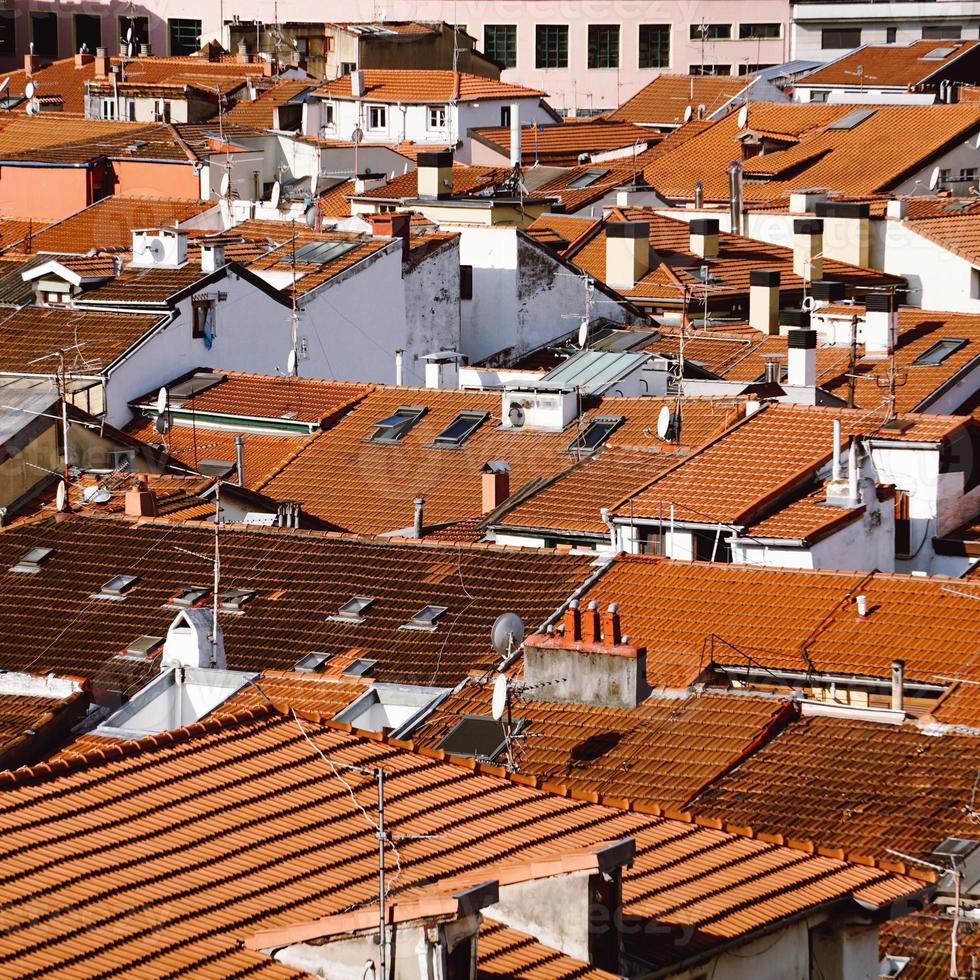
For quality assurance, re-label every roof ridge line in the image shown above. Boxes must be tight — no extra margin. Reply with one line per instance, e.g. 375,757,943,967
288,709,935,884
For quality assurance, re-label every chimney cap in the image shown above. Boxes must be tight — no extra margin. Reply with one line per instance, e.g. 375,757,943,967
811,279,845,303
750,269,780,288
607,220,649,239
793,218,824,235
787,327,817,350
815,201,869,220
865,292,895,313
780,309,811,328
417,150,453,168
482,458,510,473
689,217,720,236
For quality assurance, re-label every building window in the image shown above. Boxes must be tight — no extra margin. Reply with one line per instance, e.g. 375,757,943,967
923,25,962,40
499,105,511,127
738,63,776,75
30,12,58,58
535,25,568,69
126,100,136,121
460,264,473,300
638,24,670,68
154,99,171,122
912,337,968,365
484,24,517,69
638,528,663,555
428,105,446,129
894,489,910,556
118,16,149,54
690,23,732,41
694,529,730,563
0,12,13,56
341,61,357,75
367,104,386,129
168,18,201,56
738,23,781,40
690,64,732,76
810,89,829,102
192,299,216,344
100,98,116,120
886,27,898,44
822,27,861,49
322,103,334,127
588,25,619,69
74,14,102,53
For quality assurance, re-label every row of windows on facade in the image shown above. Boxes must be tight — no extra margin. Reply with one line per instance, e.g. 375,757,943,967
482,23,782,71
821,24,966,49
0,13,200,59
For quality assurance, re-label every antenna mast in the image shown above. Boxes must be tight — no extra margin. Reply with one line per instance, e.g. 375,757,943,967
211,481,221,667
290,219,299,376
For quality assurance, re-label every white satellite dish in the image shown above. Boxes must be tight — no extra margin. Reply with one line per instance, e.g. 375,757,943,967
656,404,672,440
24,99,38,117
491,673,508,721
82,485,111,505
156,386,167,415
126,26,134,43
0,78,9,97
683,104,693,123
56,480,66,512
306,206,318,228
577,319,588,349
929,166,942,191
24,80,35,100
287,347,297,375
737,104,748,129
219,172,230,198
491,611,525,657
801,294,816,313
351,126,363,144
269,180,281,208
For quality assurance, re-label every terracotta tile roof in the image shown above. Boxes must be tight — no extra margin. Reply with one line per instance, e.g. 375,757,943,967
744,486,869,543
608,74,749,127
478,918,619,979
412,679,795,808
609,403,963,526
76,263,212,305
224,79,314,128
0,515,593,687
0,54,269,115
10,196,212,256
901,212,980,266
352,164,506,201
524,213,601,252
65,472,215,520
881,909,980,978
0,306,165,374
470,119,657,166
930,680,980,728
533,163,642,212
330,20,440,36
639,328,762,375
691,714,980,863
565,211,900,306
316,178,356,217
0,706,928,976
0,690,86,770
315,69,546,103
716,332,853,385
801,39,980,88
301,137,453,163
640,103,980,202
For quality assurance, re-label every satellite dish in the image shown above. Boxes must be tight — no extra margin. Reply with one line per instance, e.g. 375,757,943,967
82,485,111,505
491,673,508,721
737,104,748,129
491,612,525,658
24,80,35,100
929,166,942,191
287,347,297,375
0,78,9,97
56,480,66,513
656,404,672,440
801,294,815,312
310,172,319,198
156,386,167,415
351,126,363,144
577,319,588,348
218,197,231,224
147,238,164,260
269,180,281,208
219,172,230,198
697,102,707,118
24,99,38,117
507,403,525,428
683,104,693,123
306,206,319,228
154,412,170,435
126,26,134,43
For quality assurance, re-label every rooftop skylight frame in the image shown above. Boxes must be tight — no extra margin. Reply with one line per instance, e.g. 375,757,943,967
343,657,378,677
126,635,165,658
913,337,967,366
329,595,376,623
827,108,876,131
169,586,211,608
295,651,333,672
9,546,54,573
369,405,427,443
294,240,359,265
436,714,528,760
401,604,448,631
97,574,140,599
430,410,488,448
566,167,609,189
218,588,257,613
566,414,624,454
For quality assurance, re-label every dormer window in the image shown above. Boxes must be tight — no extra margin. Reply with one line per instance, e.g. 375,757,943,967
402,604,448,631
370,405,426,443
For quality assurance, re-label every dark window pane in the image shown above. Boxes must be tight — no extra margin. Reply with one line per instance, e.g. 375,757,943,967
75,14,102,53
118,16,149,54
638,24,670,69
821,27,861,49
31,12,58,59
169,18,201,56
588,25,619,69
535,25,568,69
0,13,15,56
460,264,473,300
923,25,961,40
690,23,731,41
739,23,781,40
484,24,517,69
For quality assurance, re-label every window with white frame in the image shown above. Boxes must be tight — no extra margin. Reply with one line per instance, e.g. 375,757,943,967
428,105,446,129
100,98,116,120
367,104,387,129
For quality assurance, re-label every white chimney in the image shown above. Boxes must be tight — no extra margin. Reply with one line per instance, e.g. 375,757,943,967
787,327,816,387
689,218,719,259
789,189,827,215
509,102,521,168
887,198,908,220
161,608,226,670
864,293,898,356
423,351,461,389
749,269,780,334
891,659,905,712
350,69,365,98
131,228,188,269
605,221,650,290
200,241,225,273
816,201,870,268
394,349,404,386
793,219,823,281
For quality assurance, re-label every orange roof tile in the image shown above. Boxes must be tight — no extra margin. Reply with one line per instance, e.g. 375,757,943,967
478,918,619,979
744,486,871,543
0,705,927,976
0,690,86,770
801,39,980,88
470,119,657,166
608,74,749,127
224,79,314,128
315,69,546,103
351,164,506,201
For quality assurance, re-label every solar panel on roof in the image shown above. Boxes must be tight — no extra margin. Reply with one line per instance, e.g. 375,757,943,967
921,47,957,60
294,240,358,264
827,108,876,131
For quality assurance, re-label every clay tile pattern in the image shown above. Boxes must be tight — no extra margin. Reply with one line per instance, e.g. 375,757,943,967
608,74,749,127
314,69,546,103
0,710,925,976
0,691,86,770
801,39,980,88
690,714,980,862
0,515,592,687
411,680,795,808
224,80,313,127
478,918,619,979
744,488,866,543
471,119,656,166
880,910,980,979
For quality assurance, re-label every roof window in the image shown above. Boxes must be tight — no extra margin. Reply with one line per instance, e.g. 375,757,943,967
921,46,957,60
370,405,426,443
97,574,139,599
126,635,164,658
9,546,54,574
402,604,448,631
913,337,967,366
295,651,333,672
170,587,210,608
343,657,378,677
330,595,375,623
436,715,527,760
295,240,358,264
827,108,876,130
566,167,608,189
431,411,488,448
567,415,624,454
218,588,256,612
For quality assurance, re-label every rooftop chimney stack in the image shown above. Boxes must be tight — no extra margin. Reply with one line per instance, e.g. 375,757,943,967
563,599,582,642
816,201,870,268
24,51,40,75
810,279,845,310
482,459,510,514
413,495,425,538
793,218,823,280
365,211,411,261
605,221,650,291
75,50,94,68
416,150,453,200
787,326,817,387
509,103,521,168
235,435,245,487
200,241,225,273
891,659,905,713
94,47,110,80
864,292,898,356
350,69,365,98
237,41,250,64
689,218,719,259
124,481,157,518
749,269,780,334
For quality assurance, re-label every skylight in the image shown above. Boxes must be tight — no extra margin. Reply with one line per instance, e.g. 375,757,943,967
218,588,256,612
330,595,375,623
343,658,378,677
827,108,876,131
9,546,54,573
294,240,358,264
295,651,332,672
436,715,527,760
126,635,164,658
566,168,608,189
913,338,967,366
402,604,448,631
567,415,624,454
921,46,957,60
431,411,488,448
370,405,426,443
170,587,210,608
98,574,139,598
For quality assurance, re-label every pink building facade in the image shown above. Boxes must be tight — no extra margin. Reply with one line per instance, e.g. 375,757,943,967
1,2,790,112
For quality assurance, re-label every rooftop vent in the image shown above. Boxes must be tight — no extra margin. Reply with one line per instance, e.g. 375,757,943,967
402,604,448,631
96,574,139,599
295,651,332,672
170,587,210,608
9,546,54,574
342,658,378,678
126,635,165,658
329,595,375,623
217,588,256,613
370,405,426,443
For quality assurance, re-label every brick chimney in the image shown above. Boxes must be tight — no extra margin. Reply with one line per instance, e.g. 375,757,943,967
749,269,780,335
605,221,650,291
365,211,411,261
124,481,157,518
689,218,719,259
524,602,648,708
482,459,510,514
94,47,110,80
793,218,823,280
75,51,94,68
417,150,453,200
